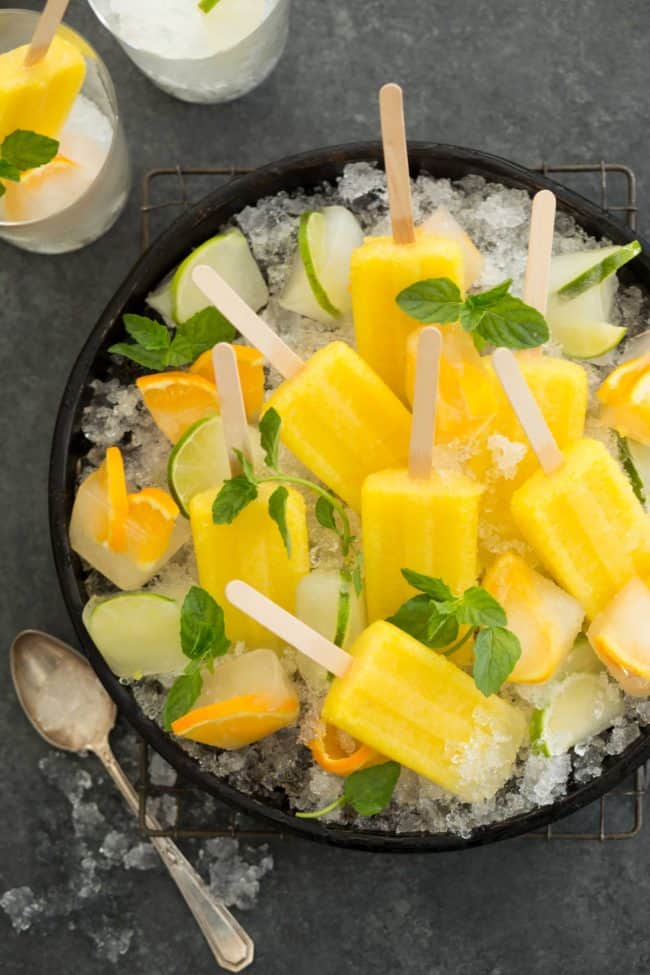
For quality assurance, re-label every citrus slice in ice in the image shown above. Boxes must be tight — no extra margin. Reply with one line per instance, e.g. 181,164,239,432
2,155,80,222
544,311,626,359
167,414,232,517
530,673,624,757
127,487,180,563
280,206,364,324
171,693,299,749
171,228,268,324
83,592,186,679
136,371,219,443
309,723,384,776
190,344,265,419
100,446,129,552
556,241,641,301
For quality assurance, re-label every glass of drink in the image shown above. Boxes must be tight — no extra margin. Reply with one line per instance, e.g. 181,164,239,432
0,10,130,255
87,0,292,104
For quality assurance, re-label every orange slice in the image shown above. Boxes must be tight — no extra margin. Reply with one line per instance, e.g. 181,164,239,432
190,345,266,420
136,372,220,443
3,155,78,222
127,487,179,563
309,723,384,776
171,693,299,749
99,446,128,552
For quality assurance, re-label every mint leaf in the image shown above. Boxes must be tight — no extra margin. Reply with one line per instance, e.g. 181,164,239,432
343,761,401,816
388,594,437,644
473,627,521,696
181,586,230,660
0,159,20,182
616,433,646,505
464,279,512,307
268,486,291,556
233,448,256,484
315,495,337,531
198,0,222,10
123,314,170,353
259,407,281,469
397,277,463,324
173,306,236,362
2,130,58,170
163,670,203,729
461,295,549,348
400,569,453,601
456,587,507,628
108,342,168,370
0,184,5,198
166,334,195,367
425,612,459,648
212,476,258,523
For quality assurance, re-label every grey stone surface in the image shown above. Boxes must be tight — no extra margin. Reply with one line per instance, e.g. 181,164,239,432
1,0,649,971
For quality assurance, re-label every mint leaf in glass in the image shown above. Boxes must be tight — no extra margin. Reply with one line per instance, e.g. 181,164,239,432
0,159,21,182
2,129,59,170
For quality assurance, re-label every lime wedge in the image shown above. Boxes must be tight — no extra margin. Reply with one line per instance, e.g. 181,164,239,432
618,435,650,508
557,241,641,301
295,569,366,687
83,592,186,678
544,306,626,359
280,206,364,324
171,228,268,324
167,414,232,517
530,672,624,757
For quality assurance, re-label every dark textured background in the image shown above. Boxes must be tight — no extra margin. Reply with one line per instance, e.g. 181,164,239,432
1,1,649,972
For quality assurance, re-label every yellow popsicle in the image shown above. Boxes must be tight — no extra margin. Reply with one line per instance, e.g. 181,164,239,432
322,621,526,803
0,37,86,141
350,229,465,401
190,483,310,650
511,438,650,619
263,341,411,512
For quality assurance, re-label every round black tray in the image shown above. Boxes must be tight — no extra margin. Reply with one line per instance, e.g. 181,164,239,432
49,142,650,852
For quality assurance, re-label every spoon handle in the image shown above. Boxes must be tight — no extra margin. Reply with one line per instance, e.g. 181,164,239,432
94,741,255,972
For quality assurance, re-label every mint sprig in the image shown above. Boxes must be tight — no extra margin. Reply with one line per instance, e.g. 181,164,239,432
397,278,549,350
109,307,236,371
212,408,358,563
388,570,521,696
0,129,59,198
296,761,401,820
163,586,231,729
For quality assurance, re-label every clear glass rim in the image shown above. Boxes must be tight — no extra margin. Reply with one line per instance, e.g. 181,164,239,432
0,9,125,230
86,0,285,63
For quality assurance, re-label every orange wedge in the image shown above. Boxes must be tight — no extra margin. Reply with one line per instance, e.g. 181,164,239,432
190,345,266,420
309,723,384,777
127,487,180,563
98,446,128,552
171,693,300,749
136,372,220,443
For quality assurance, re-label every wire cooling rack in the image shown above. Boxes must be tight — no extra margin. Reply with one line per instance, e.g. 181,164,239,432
136,158,645,843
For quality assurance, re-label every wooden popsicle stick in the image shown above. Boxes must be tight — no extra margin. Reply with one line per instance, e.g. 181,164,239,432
24,0,71,67
212,343,253,477
492,348,565,474
226,581,353,677
192,266,304,380
379,83,416,244
523,189,556,316
408,326,442,479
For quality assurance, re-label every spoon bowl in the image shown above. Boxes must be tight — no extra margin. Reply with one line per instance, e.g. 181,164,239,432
10,629,116,753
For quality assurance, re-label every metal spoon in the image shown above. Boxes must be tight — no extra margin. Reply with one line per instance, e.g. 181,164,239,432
10,629,255,972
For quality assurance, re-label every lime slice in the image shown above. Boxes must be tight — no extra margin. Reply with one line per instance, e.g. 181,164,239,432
554,634,604,680
295,569,366,687
83,592,186,678
167,415,231,517
557,241,641,301
530,672,624,757
280,206,364,324
545,304,626,359
618,435,650,508
171,228,268,324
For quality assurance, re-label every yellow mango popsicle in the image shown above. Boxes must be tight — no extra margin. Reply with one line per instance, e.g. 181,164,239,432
494,348,650,620
363,328,483,635
226,582,526,804
191,267,412,513
351,85,465,401
189,344,310,649
0,36,86,141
